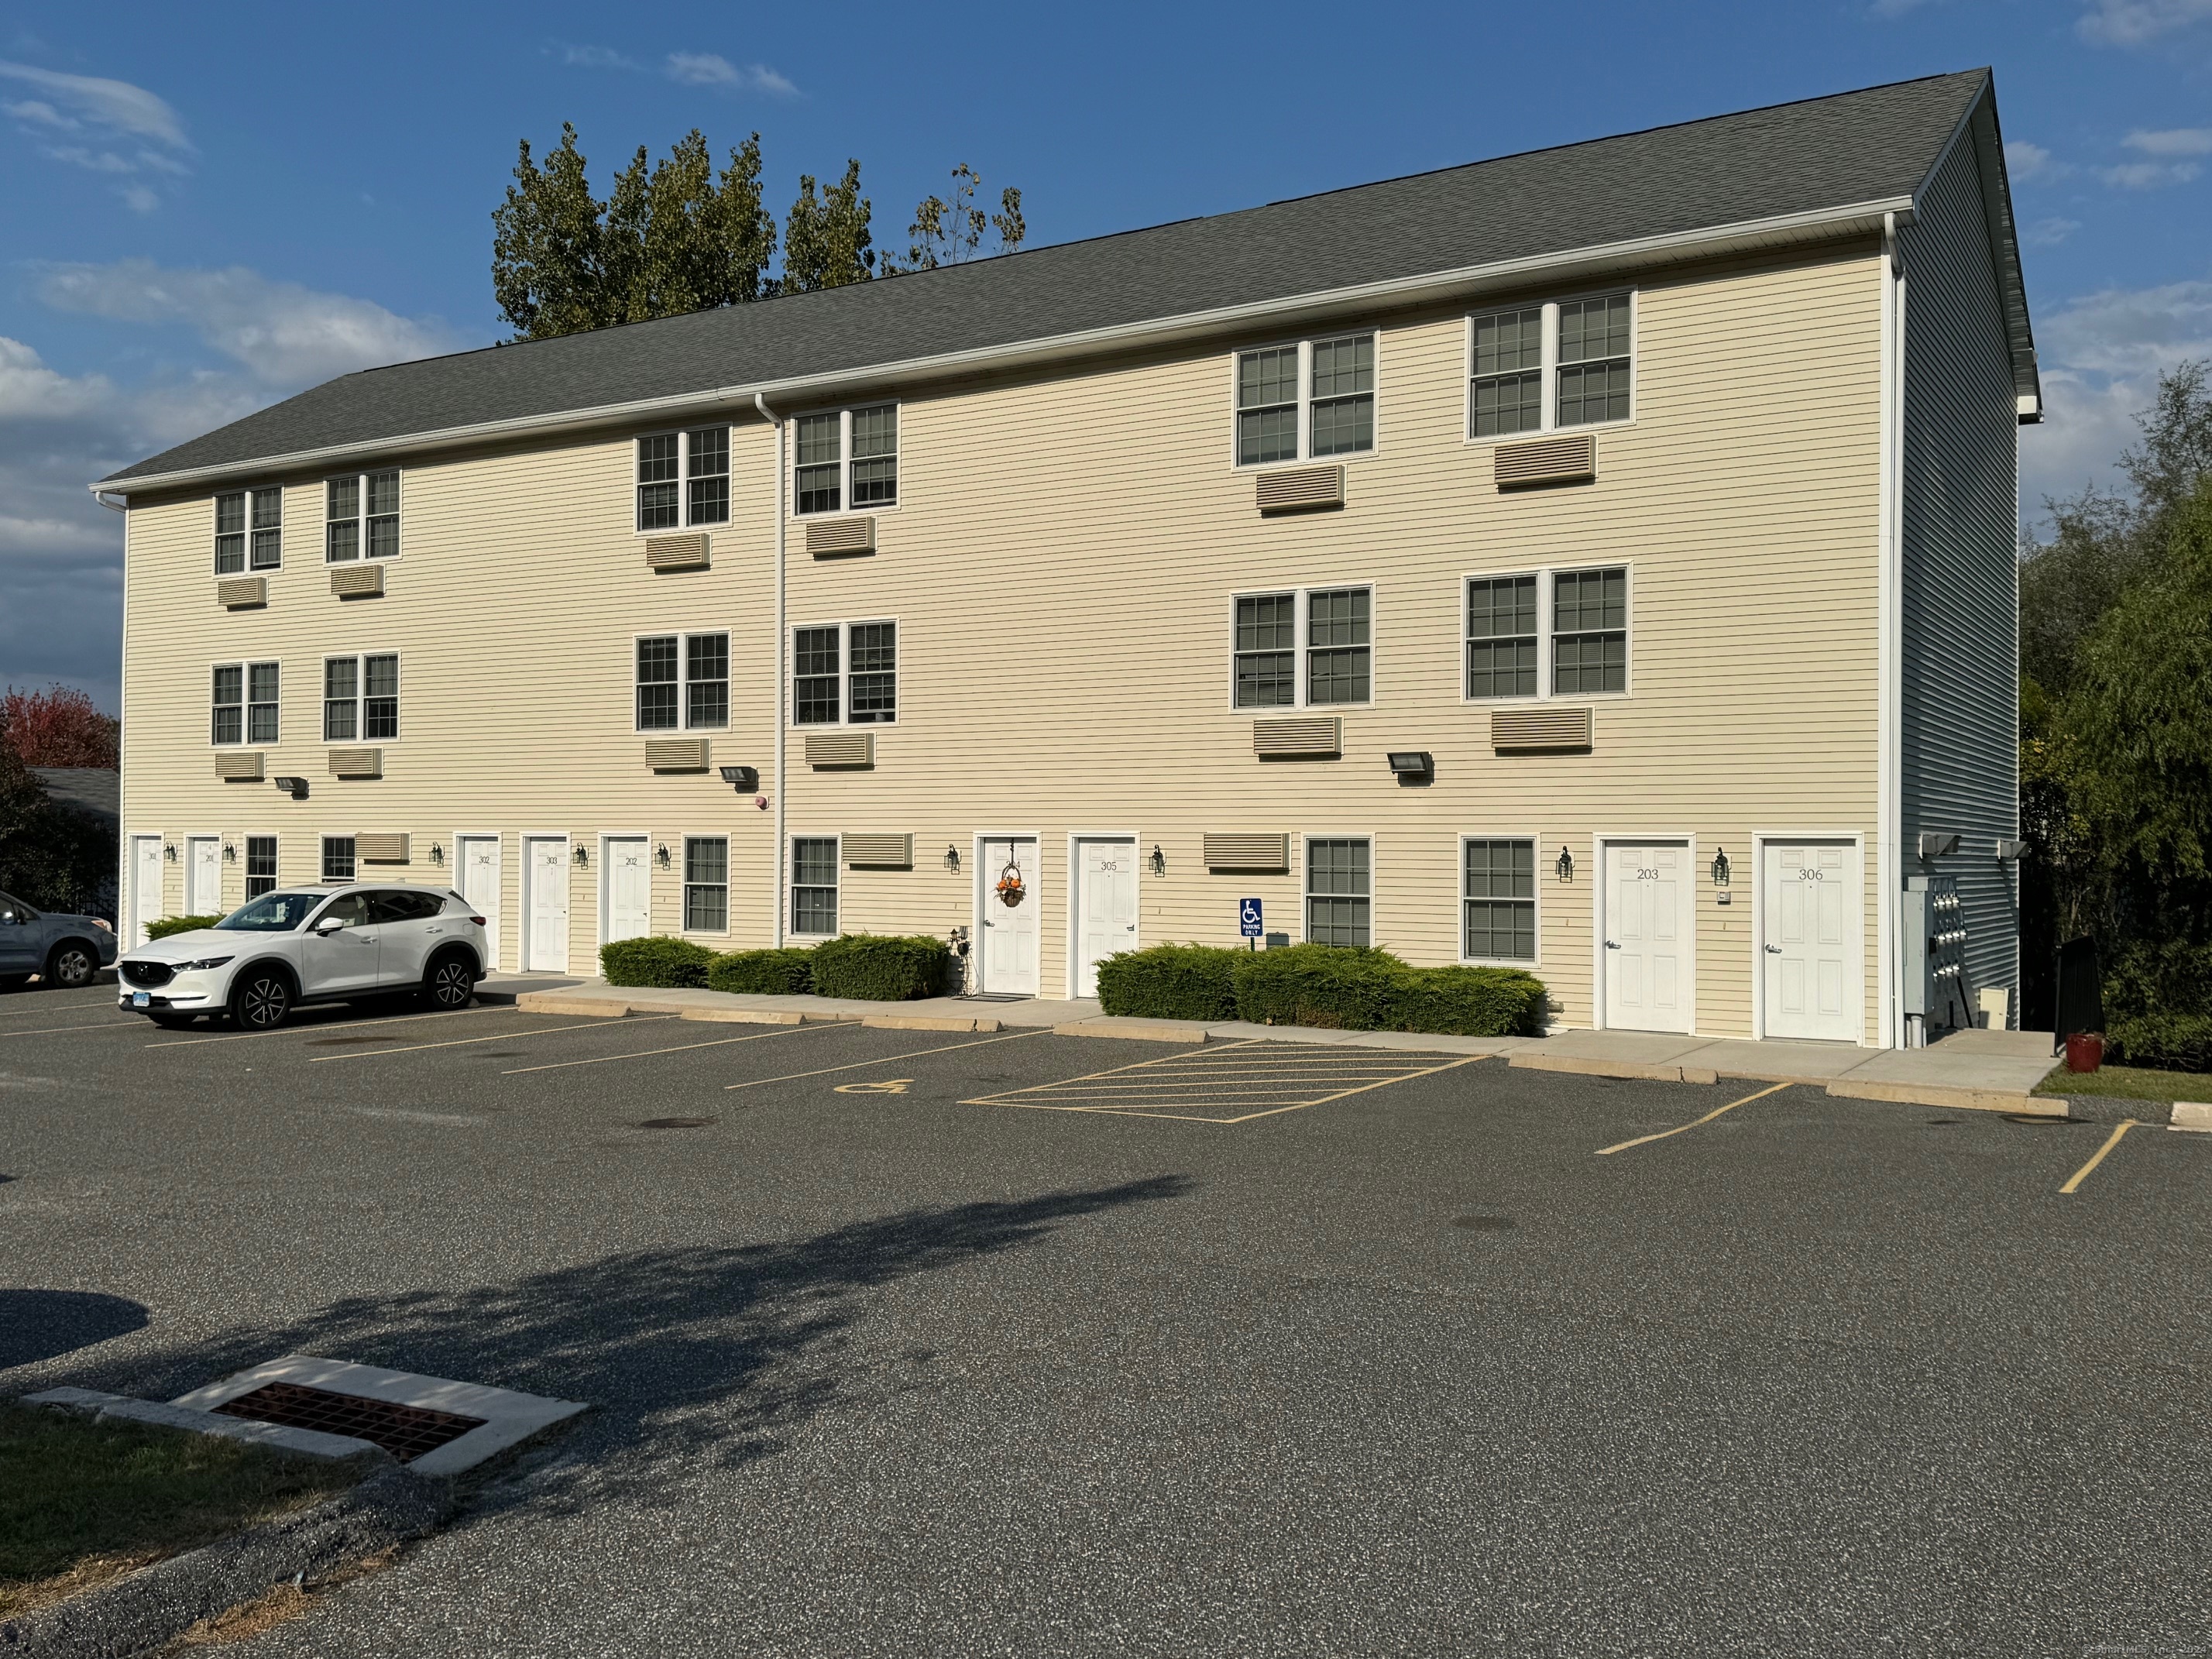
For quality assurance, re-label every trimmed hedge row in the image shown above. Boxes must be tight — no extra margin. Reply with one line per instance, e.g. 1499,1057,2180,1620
145,914,223,941
601,933,955,1001
1095,942,1547,1037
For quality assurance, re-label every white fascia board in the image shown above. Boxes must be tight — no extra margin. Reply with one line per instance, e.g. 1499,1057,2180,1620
93,195,1911,499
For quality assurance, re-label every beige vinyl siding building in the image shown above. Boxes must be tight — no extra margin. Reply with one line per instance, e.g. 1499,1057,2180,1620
101,70,2037,1049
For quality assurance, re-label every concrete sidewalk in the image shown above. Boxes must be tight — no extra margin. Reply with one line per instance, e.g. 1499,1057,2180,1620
515,980,2063,1113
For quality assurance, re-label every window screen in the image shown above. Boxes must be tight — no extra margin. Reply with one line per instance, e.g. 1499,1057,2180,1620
791,836,838,935
850,406,898,507
1306,588,1371,706
1463,840,1536,961
1234,593,1297,709
215,492,246,574
1309,334,1375,457
685,634,729,729
848,623,896,723
636,636,680,730
324,657,359,741
1471,307,1544,438
686,427,730,525
245,835,278,900
1552,566,1628,694
684,836,728,932
321,836,356,883
325,476,359,562
212,665,243,745
364,472,400,558
363,654,399,740
1466,575,1538,699
794,627,840,724
246,663,280,744
795,413,842,515
1305,839,1370,948
1557,294,1632,427
637,435,680,531
1236,347,1299,466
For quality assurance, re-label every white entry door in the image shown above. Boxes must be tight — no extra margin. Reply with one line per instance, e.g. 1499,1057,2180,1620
603,837,651,947
458,836,503,970
131,835,163,946
979,836,1039,996
1074,838,1138,997
187,836,222,916
523,836,569,973
1603,842,1692,1033
1763,841,1859,1042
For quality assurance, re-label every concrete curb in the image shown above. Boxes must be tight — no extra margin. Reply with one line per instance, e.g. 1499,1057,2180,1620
0,1465,452,1659
1510,1053,1719,1086
1055,1018,1210,1044
22,1389,386,1464
863,1014,1001,1032
1826,1079,2066,1116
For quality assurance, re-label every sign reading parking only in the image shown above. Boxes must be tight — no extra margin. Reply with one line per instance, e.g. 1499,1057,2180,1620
1239,898,1263,939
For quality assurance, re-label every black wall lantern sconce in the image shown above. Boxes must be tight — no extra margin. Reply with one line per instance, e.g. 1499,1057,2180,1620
572,843,590,868
1554,845,1575,883
655,844,672,868
1710,847,1730,887
429,843,445,866
222,842,237,863
162,842,177,862
943,844,961,874
1150,844,1166,877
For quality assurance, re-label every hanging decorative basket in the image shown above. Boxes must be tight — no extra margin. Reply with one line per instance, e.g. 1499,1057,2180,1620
995,854,1026,907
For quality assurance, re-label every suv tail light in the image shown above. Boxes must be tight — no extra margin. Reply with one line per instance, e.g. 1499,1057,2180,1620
469,916,486,927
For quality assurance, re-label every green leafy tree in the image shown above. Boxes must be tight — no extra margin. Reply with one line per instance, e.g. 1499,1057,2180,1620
780,160,874,294
491,124,613,339
883,164,1025,274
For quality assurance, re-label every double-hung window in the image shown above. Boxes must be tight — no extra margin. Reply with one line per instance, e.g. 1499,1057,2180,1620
321,836,356,883
1466,293,1633,439
790,836,838,936
1232,588,1372,709
635,634,730,731
215,489,283,573
325,471,400,562
323,654,399,742
793,404,898,515
212,661,279,745
1235,333,1376,466
636,428,731,531
245,835,278,900
1463,839,1537,963
1305,838,1371,948
792,622,896,725
1464,567,1629,699
683,836,728,933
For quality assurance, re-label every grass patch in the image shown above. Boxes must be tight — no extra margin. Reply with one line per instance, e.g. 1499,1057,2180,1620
2035,1062,2212,1103
0,1402,362,1618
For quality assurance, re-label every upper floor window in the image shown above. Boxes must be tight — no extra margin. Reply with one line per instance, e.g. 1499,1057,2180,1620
324,654,399,743
636,633,729,731
1235,333,1375,466
792,621,896,725
1466,294,1633,440
637,428,730,531
1464,565,1630,699
213,661,279,746
794,404,898,516
1232,586,1372,709
325,471,400,562
215,488,283,574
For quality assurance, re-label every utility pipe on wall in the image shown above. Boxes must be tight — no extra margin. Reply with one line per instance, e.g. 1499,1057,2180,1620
755,393,786,948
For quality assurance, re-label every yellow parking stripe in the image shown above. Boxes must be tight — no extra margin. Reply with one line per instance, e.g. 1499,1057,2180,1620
723,1028,1048,1091
1593,1082,1791,1156
500,1022,830,1074
963,1040,1481,1123
2059,1118,2139,1194
307,1015,673,1062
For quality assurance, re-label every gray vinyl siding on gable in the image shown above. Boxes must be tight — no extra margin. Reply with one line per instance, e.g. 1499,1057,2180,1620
1898,122,2021,1024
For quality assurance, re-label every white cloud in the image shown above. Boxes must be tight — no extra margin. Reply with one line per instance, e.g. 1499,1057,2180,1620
36,259,458,386
561,43,641,70
41,144,133,173
2079,0,2212,40
2125,126,2212,154
2006,141,2056,181
0,60,185,147
2025,216,2082,246
117,182,156,214
2097,159,2201,187
664,52,797,95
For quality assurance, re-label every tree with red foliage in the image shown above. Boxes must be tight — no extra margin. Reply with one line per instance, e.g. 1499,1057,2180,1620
0,684,118,768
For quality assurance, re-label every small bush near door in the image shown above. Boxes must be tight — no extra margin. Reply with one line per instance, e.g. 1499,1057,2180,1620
601,935,717,988
145,915,222,941
807,934,954,1001
706,948,816,995
1094,944,1243,1021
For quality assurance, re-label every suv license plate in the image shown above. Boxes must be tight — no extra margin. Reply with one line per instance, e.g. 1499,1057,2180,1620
131,992,149,1008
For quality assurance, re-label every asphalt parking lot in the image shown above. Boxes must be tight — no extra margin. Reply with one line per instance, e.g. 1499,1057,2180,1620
5,984,2210,1656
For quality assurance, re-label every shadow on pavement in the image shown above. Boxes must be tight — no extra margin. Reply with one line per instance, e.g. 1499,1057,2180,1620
0,1288,151,1371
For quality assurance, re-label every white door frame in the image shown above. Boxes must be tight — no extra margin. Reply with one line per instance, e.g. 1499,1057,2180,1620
1751,831,1867,1045
129,833,163,947
185,833,222,915
973,830,1042,996
1591,833,1698,1035
598,831,652,949
520,833,570,974
1065,830,1141,999
452,830,503,970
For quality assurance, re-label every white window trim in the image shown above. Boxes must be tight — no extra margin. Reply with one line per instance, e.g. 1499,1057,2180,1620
1298,831,1378,949
631,630,733,735
321,650,402,747
1228,329,1383,471
321,469,404,564
320,833,358,884
1227,584,1379,713
1459,562,1633,704
788,617,900,728
678,831,733,937
214,486,285,575
789,403,901,519
210,658,280,747
1463,288,1637,448
241,830,281,901
788,831,840,939
1458,832,1544,969
634,427,733,534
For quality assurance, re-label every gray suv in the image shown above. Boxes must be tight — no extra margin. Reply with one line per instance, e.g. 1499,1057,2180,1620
0,891,118,991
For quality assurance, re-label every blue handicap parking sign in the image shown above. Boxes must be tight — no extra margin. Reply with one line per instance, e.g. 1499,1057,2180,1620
1239,898,1263,938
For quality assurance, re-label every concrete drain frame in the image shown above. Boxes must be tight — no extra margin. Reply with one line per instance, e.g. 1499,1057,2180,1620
173,1355,588,1475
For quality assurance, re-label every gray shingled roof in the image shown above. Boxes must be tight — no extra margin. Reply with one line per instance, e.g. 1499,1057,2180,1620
108,69,1995,485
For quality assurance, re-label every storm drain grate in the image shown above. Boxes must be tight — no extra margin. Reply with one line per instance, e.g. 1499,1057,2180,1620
212,1381,486,1462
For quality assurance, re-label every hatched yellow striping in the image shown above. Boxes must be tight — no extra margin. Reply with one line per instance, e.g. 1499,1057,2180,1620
963,1040,1482,1123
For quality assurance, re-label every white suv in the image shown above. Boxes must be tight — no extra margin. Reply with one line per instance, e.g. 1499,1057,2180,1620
117,884,490,1030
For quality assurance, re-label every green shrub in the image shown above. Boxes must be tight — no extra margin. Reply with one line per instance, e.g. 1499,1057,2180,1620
2102,942,2212,1071
145,915,222,941
2106,1012,2212,1073
1231,944,1405,1029
600,934,717,988
707,948,816,995
1386,964,1549,1037
1094,944,1242,1020
807,933,953,1001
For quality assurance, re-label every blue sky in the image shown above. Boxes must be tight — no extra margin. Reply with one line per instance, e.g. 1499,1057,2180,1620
4,0,2210,711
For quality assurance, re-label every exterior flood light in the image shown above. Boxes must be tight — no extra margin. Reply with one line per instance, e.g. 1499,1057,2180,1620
1555,846,1574,883
1918,833,1961,859
273,776,308,799
720,765,759,792
1386,751,1434,778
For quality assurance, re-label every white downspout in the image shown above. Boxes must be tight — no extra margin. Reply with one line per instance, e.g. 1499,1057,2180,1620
103,490,128,939
755,393,786,949
1876,213,1905,1047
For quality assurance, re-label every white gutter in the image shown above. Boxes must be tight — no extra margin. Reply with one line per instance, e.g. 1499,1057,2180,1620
1875,212,1905,1047
91,197,1913,499
755,393,785,950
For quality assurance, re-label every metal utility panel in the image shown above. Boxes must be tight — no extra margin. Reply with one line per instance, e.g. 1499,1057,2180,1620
1903,875,1976,1044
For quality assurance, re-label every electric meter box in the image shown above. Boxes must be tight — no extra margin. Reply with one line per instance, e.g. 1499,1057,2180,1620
1903,874,1975,1043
